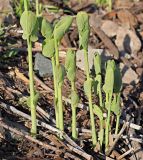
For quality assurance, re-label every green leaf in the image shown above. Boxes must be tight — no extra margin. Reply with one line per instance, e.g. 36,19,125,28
20,11,38,40
84,78,92,98
71,90,79,107
56,64,66,86
93,104,103,121
42,38,55,58
114,64,122,93
54,16,73,42
67,66,76,82
41,18,53,38
103,60,115,94
65,49,76,82
94,53,101,75
111,94,121,116
76,11,90,50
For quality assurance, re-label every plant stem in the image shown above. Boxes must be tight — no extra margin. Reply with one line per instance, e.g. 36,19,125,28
24,0,28,11
27,37,37,135
71,81,77,139
36,0,39,17
105,94,112,149
84,49,97,145
58,86,64,131
83,50,90,80
52,57,59,128
115,115,120,135
54,39,64,131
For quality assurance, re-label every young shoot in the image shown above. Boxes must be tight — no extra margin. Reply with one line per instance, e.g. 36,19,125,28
112,64,122,134
103,60,115,149
20,0,39,135
76,11,97,145
65,49,79,139
53,16,73,131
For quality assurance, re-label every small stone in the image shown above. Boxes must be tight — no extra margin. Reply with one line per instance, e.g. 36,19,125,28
34,53,53,77
101,20,119,37
115,27,141,55
120,63,139,84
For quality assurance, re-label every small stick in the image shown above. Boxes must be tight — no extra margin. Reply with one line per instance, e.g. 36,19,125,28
0,120,61,153
106,122,128,156
117,148,134,160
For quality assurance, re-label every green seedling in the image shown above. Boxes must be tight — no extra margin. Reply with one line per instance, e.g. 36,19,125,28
53,16,73,131
77,11,97,145
103,60,115,149
65,49,79,139
41,18,59,128
94,54,103,107
112,64,122,134
93,104,104,149
95,0,112,11
20,0,39,135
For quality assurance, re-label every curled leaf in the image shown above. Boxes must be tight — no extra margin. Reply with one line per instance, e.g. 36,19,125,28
42,38,55,58
111,93,121,116
71,90,79,108
20,11,38,41
84,78,93,98
41,18,53,38
76,11,90,50
56,64,66,86
54,16,73,42
94,53,101,75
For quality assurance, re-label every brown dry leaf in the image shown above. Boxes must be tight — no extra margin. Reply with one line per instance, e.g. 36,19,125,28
117,10,138,29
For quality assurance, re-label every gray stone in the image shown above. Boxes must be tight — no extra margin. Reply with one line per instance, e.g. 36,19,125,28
120,63,139,84
34,53,53,77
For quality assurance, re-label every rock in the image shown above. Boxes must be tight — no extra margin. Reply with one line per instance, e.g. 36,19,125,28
101,20,119,37
120,63,139,84
34,53,53,77
0,0,13,25
117,10,138,29
115,27,141,55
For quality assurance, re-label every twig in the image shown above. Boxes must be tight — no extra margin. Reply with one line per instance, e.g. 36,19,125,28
106,122,128,156
117,148,134,160
0,120,61,153
0,101,93,159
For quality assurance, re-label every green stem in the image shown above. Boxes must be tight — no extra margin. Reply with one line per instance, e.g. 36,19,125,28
24,0,28,11
84,49,97,145
115,115,120,135
100,120,104,148
36,0,39,17
89,95,97,145
58,86,64,131
55,40,59,66
108,0,112,11
71,81,77,139
105,94,112,149
99,89,103,107
52,57,59,128
27,37,37,135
